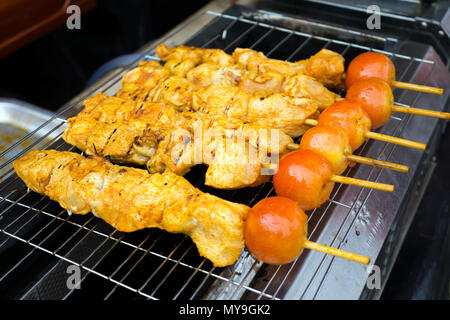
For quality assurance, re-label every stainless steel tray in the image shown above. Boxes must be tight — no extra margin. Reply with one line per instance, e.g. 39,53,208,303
0,99,65,181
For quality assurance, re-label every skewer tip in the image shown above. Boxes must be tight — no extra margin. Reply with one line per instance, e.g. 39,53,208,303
392,80,444,95
304,240,370,264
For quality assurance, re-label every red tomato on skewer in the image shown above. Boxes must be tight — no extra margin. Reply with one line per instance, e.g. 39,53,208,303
273,149,335,211
345,52,396,89
244,196,308,265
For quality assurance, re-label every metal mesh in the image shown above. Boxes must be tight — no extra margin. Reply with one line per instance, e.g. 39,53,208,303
0,9,440,300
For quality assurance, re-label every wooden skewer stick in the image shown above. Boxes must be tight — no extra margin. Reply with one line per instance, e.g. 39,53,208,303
262,163,394,192
304,119,426,151
299,119,319,126
364,131,426,150
330,174,394,192
391,80,444,95
286,143,409,173
392,105,450,120
345,154,408,173
303,240,370,264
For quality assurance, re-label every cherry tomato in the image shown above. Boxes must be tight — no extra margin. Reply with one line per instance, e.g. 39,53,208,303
244,196,308,265
318,99,372,150
273,149,335,211
345,52,395,88
346,78,393,129
299,126,352,175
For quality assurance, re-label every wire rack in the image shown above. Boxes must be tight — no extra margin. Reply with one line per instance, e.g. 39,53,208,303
0,7,446,300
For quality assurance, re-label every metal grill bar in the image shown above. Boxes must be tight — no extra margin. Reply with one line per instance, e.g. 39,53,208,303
102,231,164,300
205,10,436,64
19,218,102,299
172,258,208,300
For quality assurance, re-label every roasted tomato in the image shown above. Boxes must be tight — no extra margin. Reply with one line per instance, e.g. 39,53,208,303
345,52,395,88
299,125,352,175
346,78,394,129
318,99,372,150
244,196,308,265
273,149,335,211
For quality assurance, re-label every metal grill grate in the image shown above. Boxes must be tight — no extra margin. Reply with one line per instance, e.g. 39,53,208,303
0,7,447,300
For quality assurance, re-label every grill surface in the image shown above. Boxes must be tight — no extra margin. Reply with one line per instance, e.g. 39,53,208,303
0,4,449,300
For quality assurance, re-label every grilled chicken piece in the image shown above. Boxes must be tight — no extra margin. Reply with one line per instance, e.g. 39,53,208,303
282,74,343,111
156,44,345,89
186,63,243,88
191,86,318,137
204,137,272,189
116,62,195,111
117,65,319,137
296,48,346,89
63,117,152,166
233,48,301,77
13,150,250,267
65,116,269,189
186,63,341,111
150,76,198,111
233,70,284,97
65,94,286,189
78,93,294,154
232,47,345,89
156,43,234,77
120,61,171,101
63,117,193,176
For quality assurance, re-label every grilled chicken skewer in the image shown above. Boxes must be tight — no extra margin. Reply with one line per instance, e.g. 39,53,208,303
65,114,394,193
165,45,447,122
157,44,344,110
156,44,345,89
65,94,398,191
177,49,343,110
155,43,235,77
117,61,319,138
70,92,408,175
78,93,294,155
186,62,342,111
186,61,449,123
65,94,291,189
232,47,346,89
64,116,272,190
117,61,426,150
13,150,250,267
158,45,446,119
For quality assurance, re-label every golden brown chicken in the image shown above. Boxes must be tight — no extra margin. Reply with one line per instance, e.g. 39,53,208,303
156,44,346,89
232,47,345,89
281,74,343,110
64,116,272,189
116,63,319,137
119,61,171,102
155,43,234,77
118,62,196,111
64,94,286,189
13,150,250,267
155,46,342,110
186,63,243,88
63,117,152,167
186,64,341,111
191,86,318,137
78,93,294,155
155,45,343,110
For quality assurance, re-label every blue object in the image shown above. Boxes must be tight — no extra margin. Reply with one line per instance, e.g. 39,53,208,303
86,53,143,87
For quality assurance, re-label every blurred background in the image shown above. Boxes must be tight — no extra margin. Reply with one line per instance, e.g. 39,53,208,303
0,0,209,110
